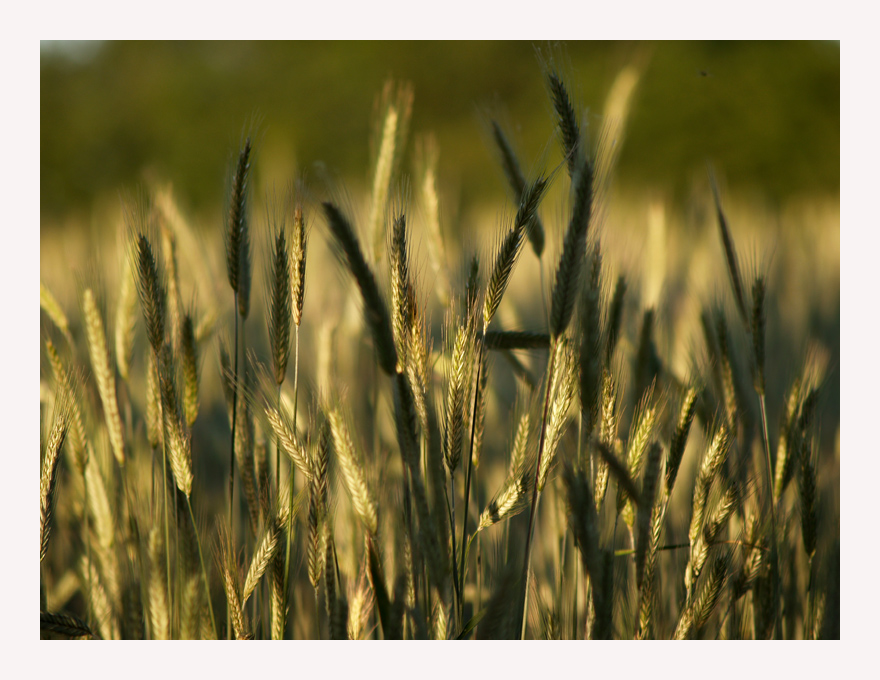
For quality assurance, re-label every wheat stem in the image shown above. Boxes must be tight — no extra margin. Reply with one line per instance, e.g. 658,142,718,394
281,327,300,638
520,336,560,639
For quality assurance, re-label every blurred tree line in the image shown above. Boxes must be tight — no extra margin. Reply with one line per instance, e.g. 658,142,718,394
41,41,839,225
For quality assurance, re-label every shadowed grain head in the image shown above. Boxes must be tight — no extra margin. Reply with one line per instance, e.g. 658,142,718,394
266,207,292,385
550,155,593,338
323,201,398,376
226,138,252,298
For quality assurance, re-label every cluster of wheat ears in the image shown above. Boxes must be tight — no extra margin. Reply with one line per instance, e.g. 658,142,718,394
39,66,837,640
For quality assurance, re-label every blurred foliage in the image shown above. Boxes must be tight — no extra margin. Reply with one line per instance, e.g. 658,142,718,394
41,40,838,224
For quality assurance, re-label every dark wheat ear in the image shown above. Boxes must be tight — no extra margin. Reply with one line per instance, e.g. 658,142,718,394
709,170,748,326
132,232,167,357
226,138,252,296
40,611,98,640
490,119,546,256
322,201,398,376
485,330,550,351
550,155,594,339
578,242,603,439
547,70,580,177
751,275,766,396
798,437,818,561
266,203,292,386
464,254,481,322
561,463,606,629
635,442,663,591
605,274,627,365
237,211,252,320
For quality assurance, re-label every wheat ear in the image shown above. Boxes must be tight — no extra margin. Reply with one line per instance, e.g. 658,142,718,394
114,254,138,382
490,119,546,256
82,287,125,466
483,176,548,331
578,243,603,440
267,210,292,387
635,442,663,593
328,407,378,537
133,233,167,356
708,170,748,325
40,404,69,562
666,385,698,494
323,201,398,375
148,526,170,640
160,224,184,351
44,340,88,474
216,525,249,640
243,516,282,605
685,424,731,603
675,552,730,639
40,610,98,639
226,138,252,302
368,81,413,263
605,275,627,364
550,155,593,338
40,280,74,346
548,70,580,176
180,314,199,427
280,199,308,638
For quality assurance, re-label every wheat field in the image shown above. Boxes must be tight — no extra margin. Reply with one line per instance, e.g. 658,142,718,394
39,59,839,642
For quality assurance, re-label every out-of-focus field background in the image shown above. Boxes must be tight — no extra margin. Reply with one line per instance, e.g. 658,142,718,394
42,41,838,220
39,41,839,640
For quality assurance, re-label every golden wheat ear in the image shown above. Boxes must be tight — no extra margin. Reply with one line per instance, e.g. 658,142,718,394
81,286,126,467
483,176,547,333
40,399,70,563
40,281,74,347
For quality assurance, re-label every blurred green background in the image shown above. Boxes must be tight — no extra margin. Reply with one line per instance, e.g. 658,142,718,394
41,41,839,226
